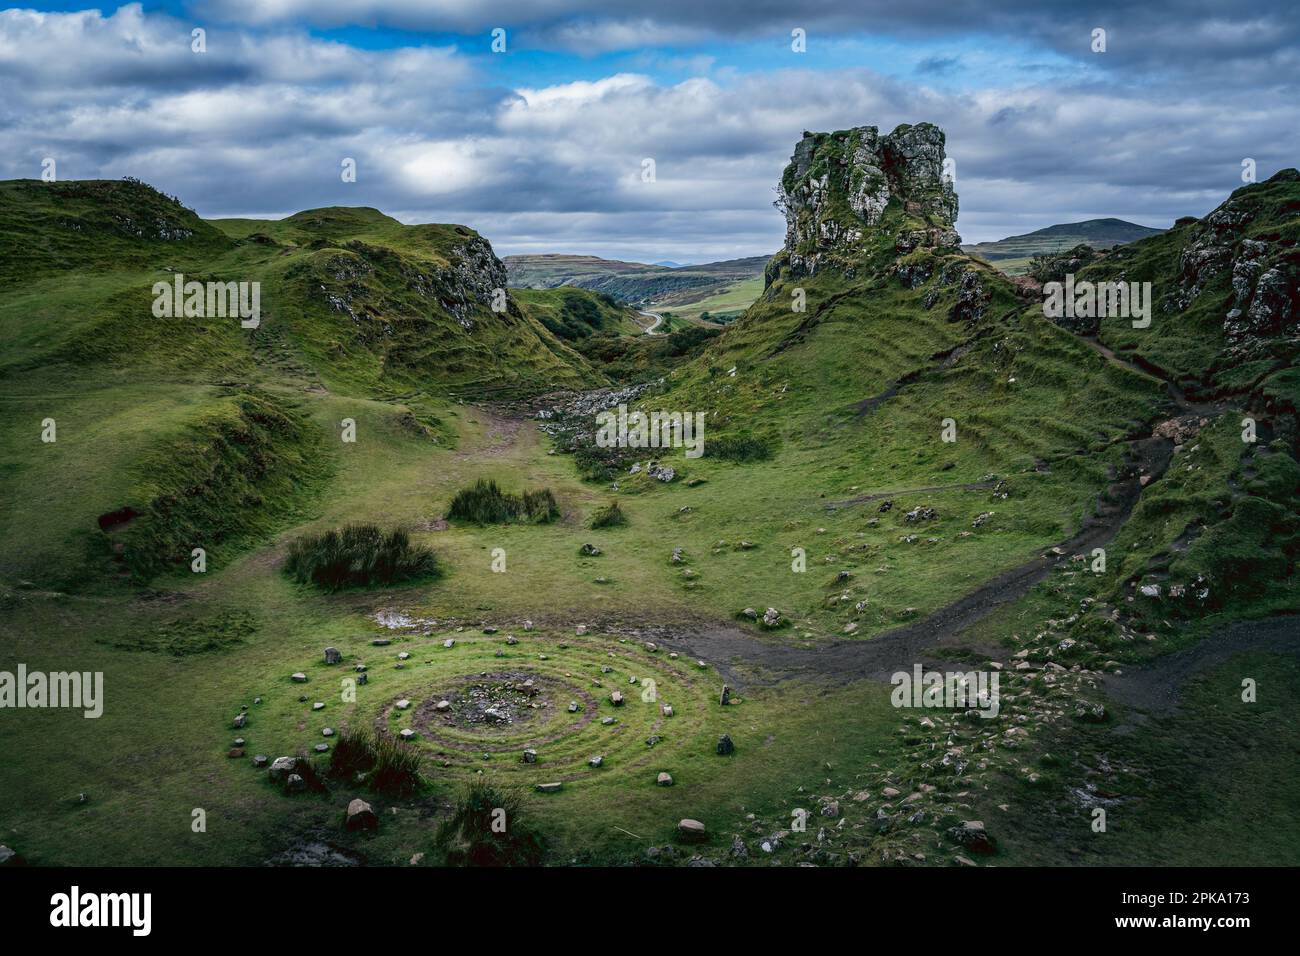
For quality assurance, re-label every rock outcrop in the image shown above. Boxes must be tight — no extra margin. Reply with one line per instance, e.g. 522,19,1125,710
1172,168,1300,350
774,123,960,278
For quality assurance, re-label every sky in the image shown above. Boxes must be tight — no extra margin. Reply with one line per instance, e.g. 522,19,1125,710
2,2,1298,263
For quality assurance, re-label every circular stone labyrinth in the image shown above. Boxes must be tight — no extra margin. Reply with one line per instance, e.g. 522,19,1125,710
366,632,719,786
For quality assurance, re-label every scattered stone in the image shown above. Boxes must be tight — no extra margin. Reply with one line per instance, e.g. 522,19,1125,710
536,782,563,793
947,820,997,854
397,651,410,660
661,704,674,717
324,647,342,665
720,685,731,706
268,756,302,783
589,755,604,768
761,608,782,629
285,773,307,794
568,701,579,713
610,691,625,706
227,748,245,759
345,798,377,831
677,819,707,842
322,727,334,737
434,700,451,712
371,639,391,647
522,749,538,764
252,755,268,768
291,672,308,683
580,543,602,556
314,744,329,753
601,717,616,725
233,713,247,729
399,728,417,741
312,702,325,711
443,638,456,648
657,772,674,786
716,734,735,756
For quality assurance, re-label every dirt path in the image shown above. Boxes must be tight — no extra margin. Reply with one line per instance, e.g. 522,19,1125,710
1103,615,1300,720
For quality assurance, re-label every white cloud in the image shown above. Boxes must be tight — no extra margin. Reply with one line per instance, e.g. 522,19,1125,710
2,5,1297,261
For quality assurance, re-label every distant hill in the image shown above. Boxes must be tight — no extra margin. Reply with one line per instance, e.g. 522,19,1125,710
504,252,769,308
963,218,1164,274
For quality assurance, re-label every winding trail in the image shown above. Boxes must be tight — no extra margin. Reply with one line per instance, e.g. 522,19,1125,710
641,323,1259,688
639,310,664,335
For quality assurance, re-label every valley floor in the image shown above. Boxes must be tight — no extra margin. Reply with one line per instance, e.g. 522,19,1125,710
2,379,1297,867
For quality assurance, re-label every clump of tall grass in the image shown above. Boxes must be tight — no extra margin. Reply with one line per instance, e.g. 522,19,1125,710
328,726,425,797
434,781,545,866
283,524,439,591
447,479,559,524
589,500,626,529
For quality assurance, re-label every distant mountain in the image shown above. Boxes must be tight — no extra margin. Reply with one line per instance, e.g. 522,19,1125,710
963,218,1165,274
654,260,685,268
504,252,768,308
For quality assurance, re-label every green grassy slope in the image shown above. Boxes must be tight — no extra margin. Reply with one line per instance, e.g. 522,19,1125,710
511,286,644,341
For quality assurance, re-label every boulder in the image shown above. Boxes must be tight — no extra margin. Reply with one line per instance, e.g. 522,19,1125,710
324,647,341,665
345,798,378,831
522,749,538,764
677,819,707,842
657,772,674,787
947,820,996,855
268,756,304,784
716,734,735,755
610,691,624,706
291,672,308,683
536,782,563,794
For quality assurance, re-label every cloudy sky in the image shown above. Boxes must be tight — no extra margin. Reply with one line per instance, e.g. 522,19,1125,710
2,2,1298,262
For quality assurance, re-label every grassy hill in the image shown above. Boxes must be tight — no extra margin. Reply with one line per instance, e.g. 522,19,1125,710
964,217,1165,275
511,286,645,341
0,180,601,591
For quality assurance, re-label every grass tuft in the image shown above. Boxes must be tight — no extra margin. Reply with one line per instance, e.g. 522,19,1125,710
589,500,627,528
447,479,559,524
283,524,439,591
435,781,545,866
